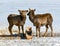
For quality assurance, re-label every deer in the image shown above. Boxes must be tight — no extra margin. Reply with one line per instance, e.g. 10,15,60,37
27,8,53,37
7,10,28,35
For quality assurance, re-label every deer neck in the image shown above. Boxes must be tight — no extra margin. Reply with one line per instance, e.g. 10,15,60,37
29,14,34,22
20,15,26,21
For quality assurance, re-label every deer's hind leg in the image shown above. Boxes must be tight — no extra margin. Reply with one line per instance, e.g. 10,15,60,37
49,24,53,37
43,25,48,37
18,26,20,34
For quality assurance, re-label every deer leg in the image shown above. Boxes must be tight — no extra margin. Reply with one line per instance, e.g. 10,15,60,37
22,25,24,33
43,25,48,37
49,24,53,37
36,26,38,37
18,26,20,34
8,25,13,35
39,26,40,37
36,26,40,37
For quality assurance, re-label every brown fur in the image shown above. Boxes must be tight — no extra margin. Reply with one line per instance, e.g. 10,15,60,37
19,27,32,39
7,10,28,35
27,8,53,37
25,26,32,39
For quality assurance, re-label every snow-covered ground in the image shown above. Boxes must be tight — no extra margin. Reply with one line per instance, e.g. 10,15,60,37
0,28,60,46
0,37,60,46
0,0,60,46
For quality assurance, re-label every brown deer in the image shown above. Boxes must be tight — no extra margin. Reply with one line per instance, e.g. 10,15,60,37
7,10,28,35
27,8,53,37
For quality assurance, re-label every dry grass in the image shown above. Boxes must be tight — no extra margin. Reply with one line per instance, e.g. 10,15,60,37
0,28,59,40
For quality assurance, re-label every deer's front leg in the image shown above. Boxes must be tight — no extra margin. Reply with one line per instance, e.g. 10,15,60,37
22,25,24,33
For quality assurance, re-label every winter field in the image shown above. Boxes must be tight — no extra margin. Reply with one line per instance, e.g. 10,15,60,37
0,37,60,46
0,0,60,46
0,28,60,46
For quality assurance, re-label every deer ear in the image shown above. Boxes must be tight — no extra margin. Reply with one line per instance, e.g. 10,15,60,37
26,10,28,12
29,8,31,10
18,10,22,12
18,10,20,12
34,9,36,11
